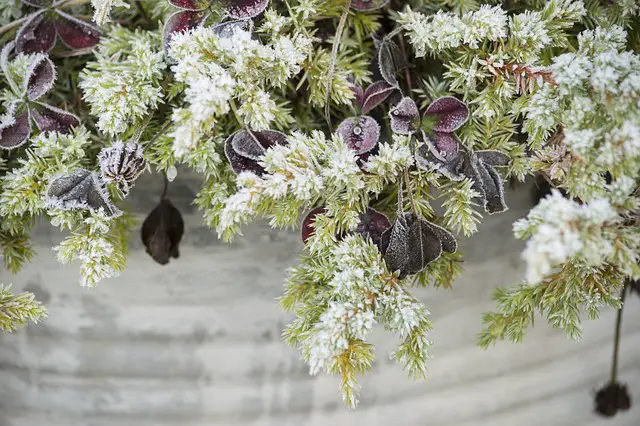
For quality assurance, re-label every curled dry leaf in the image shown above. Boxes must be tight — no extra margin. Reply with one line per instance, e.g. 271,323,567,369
98,141,148,196
594,382,631,417
377,36,410,88
380,213,456,278
141,198,185,265
45,169,121,217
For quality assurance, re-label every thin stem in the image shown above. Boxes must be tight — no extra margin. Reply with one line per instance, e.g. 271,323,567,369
324,0,352,132
0,16,28,36
610,282,628,383
142,120,173,153
403,167,418,216
161,172,169,200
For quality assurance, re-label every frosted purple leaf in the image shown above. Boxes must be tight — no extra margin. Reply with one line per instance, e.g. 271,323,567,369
31,102,79,133
424,96,469,133
252,129,287,150
378,36,409,88
26,55,55,101
361,81,395,114
415,136,465,181
381,213,450,277
476,150,511,167
0,111,31,150
163,10,204,54
231,130,265,160
389,97,419,135
301,206,326,243
336,116,380,155
46,169,121,217
351,84,365,108
354,208,391,250
431,132,460,161
99,141,148,196
54,11,101,50
351,0,390,11
169,0,203,10
224,132,265,175
226,0,269,19
16,12,57,54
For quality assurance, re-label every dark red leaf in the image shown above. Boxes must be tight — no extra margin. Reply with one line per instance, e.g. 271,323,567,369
224,132,265,175
31,102,80,133
301,206,326,243
54,11,101,50
351,0,390,11
336,116,380,155
361,81,395,114
15,11,57,54
351,84,364,108
141,198,185,265
170,0,204,10
0,110,31,150
354,208,391,250
25,55,55,101
415,136,465,181
231,130,265,160
389,97,419,135
431,132,460,161
424,96,469,133
163,10,204,54
226,0,269,19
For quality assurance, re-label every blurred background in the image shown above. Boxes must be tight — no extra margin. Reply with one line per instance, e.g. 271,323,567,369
1,175,639,426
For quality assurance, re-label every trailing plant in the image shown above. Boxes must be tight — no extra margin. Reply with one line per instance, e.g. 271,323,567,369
0,0,639,410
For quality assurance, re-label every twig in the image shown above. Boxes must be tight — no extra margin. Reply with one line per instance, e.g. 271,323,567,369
160,172,169,200
0,17,28,36
610,282,627,383
142,120,173,153
324,0,352,132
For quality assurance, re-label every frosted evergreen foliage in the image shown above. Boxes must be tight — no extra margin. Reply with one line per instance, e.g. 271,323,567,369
1,0,640,408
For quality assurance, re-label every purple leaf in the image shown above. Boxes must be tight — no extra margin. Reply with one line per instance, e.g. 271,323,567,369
252,129,288,150
361,81,395,114
431,132,460,161
476,150,511,167
226,0,269,19
389,97,419,135
141,198,184,265
169,0,204,10
301,206,326,243
46,169,121,217
424,96,469,133
336,116,380,155
478,163,508,214
415,136,465,181
16,11,57,54
31,102,80,133
354,208,391,250
351,0,390,11
21,0,52,6
378,36,409,88
224,132,265,175
55,11,101,50
421,221,457,253
163,10,204,55
351,84,365,108
25,55,55,101
231,130,264,160
0,110,31,150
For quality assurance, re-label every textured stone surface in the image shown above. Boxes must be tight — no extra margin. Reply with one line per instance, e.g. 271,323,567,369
1,176,640,425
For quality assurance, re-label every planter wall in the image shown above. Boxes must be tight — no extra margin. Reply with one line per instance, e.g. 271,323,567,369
1,178,640,426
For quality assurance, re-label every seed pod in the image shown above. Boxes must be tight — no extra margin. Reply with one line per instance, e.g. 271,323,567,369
141,198,185,265
594,382,631,417
98,141,147,196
